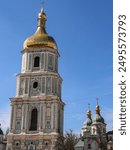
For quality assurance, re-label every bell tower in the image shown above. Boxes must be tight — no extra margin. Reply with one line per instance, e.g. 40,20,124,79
6,7,64,150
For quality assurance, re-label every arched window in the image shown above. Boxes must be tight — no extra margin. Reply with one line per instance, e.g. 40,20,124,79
33,82,38,89
28,144,35,150
88,144,91,149
34,56,40,67
93,128,96,134
29,109,38,131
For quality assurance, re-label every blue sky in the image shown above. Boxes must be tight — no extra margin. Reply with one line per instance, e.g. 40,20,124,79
0,0,112,133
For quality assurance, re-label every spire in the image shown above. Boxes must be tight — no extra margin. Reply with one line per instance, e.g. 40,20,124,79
87,103,91,119
41,0,44,8
37,0,47,33
37,7,46,31
95,98,100,114
86,103,92,125
96,98,99,105
93,98,105,124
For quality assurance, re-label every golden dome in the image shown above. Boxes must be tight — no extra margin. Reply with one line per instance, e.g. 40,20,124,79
95,105,100,113
95,98,100,114
84,103,92,126
87,103,91,118
93,100,105,124
23,8,57,50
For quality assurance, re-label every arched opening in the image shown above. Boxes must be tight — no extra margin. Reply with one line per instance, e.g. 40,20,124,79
33,82,38,89
93,128,96,134
34,56,40,67
28,144,35,150
88,144,91,149
29,109,38,131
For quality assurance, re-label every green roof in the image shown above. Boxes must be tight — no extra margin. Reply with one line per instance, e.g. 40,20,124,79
75,139,84,148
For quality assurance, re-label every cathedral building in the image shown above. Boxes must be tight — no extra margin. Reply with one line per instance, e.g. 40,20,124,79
75,102,113,150
6,6,64,150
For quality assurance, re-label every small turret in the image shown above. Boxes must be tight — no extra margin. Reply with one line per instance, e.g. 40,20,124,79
93,98,105,124
82,103,92,136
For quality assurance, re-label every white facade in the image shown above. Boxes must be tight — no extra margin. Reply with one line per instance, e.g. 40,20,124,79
75,105,110,150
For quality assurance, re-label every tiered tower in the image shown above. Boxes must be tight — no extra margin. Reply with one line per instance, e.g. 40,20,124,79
6,7,64,150
82,104,92,136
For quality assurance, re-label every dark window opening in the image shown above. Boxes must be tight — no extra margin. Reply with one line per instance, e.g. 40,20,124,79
88,144,91,149
29,145,34,150
16,143,19,146
109,137,112,141
34,56,40,67
33,82,38,89
93,128,96,134
29,109,38,131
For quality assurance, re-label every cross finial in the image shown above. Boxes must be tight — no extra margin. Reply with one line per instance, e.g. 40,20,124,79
96,98,99,105
88,103,90,110
41,0,45,10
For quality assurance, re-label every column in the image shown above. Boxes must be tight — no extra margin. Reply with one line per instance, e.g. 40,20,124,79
42,102,46,130
39,103,42,131
21,104,25,132
51,103,54,129
41,103,43,130
12,105,17,131
55,103,58,131
24,104,28,132
16,76,20,97
10,105,14,132
53,103,56,129
61,107,64,134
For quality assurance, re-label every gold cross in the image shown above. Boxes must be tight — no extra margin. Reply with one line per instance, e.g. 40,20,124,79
41,0,45,9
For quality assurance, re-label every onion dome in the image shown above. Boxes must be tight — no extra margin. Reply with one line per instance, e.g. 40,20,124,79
93,100,105,124
23,7,57,50
82,103,92,129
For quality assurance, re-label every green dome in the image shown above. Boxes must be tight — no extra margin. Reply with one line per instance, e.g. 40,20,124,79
82,118,92,129
93,113,105,124
86,118,92,126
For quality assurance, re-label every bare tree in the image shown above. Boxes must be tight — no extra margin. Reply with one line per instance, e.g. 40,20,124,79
55,129,79,150
55,135,65,150
64,129,78,150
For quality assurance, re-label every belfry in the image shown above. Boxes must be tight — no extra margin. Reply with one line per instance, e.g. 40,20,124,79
6,6,64,150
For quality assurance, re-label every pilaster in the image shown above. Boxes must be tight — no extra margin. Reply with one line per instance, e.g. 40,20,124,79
12,105,17,131
21,104,25,132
